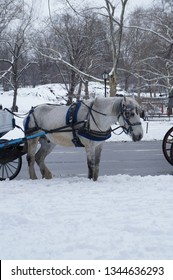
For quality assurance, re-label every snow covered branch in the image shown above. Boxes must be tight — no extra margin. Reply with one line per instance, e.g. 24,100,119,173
0,56,14,81
36,48,103,83
124,25,173,45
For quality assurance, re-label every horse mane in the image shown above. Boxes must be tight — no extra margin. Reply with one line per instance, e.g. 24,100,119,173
113,96,140,114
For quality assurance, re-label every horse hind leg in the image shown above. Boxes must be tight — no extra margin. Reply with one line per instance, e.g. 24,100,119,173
35,136,55,179
26,137,39,179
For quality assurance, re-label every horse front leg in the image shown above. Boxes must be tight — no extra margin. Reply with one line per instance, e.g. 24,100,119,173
26,137,39,179
85,144,95,180
94,144,103,181
87,156,94,180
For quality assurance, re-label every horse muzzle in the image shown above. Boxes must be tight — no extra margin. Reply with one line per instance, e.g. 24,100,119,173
132,132,143,142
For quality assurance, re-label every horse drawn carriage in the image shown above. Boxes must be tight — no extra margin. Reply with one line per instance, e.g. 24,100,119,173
0,97,144,181
0,98,173,181
0,100,173,181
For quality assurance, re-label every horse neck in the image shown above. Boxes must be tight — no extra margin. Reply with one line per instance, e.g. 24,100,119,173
90,97,121,131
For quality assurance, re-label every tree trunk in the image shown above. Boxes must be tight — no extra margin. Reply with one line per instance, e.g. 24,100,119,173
84,80,89,99
67,70,76,105
109,71,117,97
105,0,128,97
12,89,18,111
11,60,18,112
77,80,82,100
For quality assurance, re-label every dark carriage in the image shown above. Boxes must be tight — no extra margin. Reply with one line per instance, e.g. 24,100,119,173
162,127,173,166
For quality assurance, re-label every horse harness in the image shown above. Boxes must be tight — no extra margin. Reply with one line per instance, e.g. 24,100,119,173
66,101,112,147
24,99,141,148
24,101,112,148
117,100,142,135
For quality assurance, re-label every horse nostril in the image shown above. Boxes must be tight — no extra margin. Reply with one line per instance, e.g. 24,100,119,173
139,133,143,141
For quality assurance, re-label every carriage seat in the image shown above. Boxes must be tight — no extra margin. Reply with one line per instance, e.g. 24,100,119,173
0,110,15,138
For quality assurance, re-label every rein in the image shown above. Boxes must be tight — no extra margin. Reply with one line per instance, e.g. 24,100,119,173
81,101,107,116
81,101,110,133
77,100,130,140
81,99,141,136
3,108,29,118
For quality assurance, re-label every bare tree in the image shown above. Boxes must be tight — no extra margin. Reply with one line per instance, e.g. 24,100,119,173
63,0,129,96
0,0,25,89
36,9,107,104
103,0,129,96
124,0,173,97
0,3,35,111
0,0,23,35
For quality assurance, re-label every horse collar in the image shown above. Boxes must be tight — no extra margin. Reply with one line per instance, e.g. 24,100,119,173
24,107,41,134
66,101,112,146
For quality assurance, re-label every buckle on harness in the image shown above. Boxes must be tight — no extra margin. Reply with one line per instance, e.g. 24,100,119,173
72,136,84,147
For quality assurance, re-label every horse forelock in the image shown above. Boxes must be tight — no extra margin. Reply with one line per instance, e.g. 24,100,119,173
128,97,140,109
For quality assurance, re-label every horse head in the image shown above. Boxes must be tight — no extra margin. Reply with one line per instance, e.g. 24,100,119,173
117,96,143,142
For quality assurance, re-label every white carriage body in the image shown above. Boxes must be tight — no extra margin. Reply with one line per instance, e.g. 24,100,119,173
0,110,14,136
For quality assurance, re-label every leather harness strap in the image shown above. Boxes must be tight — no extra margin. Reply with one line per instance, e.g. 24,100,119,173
25,101,113,147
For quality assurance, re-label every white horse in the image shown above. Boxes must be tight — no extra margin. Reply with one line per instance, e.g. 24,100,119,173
24,96,143,181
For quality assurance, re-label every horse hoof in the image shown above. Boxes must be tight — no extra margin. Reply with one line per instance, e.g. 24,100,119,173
31,176,38,180
44,176,52,179
43,173,52,179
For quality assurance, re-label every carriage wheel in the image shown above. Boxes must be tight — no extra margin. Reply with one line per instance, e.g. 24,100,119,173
0,139,23,180
162,127,173,166
0,157,22,181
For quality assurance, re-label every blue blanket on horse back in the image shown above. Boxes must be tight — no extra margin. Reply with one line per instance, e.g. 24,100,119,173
66,101,82,125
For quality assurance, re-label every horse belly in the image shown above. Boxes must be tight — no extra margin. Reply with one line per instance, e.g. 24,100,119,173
46,132,74,147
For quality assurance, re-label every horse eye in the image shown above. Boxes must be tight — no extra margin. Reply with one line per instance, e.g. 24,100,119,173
125,111,130,118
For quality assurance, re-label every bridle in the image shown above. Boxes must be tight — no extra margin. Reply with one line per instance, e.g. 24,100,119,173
117,100,142,135
81,99,141,136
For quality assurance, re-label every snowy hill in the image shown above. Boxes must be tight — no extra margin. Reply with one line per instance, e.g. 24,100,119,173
0,83,67,111
0,83,173,260
0,82,110,111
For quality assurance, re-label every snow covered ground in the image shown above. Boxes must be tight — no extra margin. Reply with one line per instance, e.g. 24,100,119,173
0,84,173,260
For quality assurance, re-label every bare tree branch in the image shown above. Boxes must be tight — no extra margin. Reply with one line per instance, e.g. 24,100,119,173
36,47,103,83
124,25,173,45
